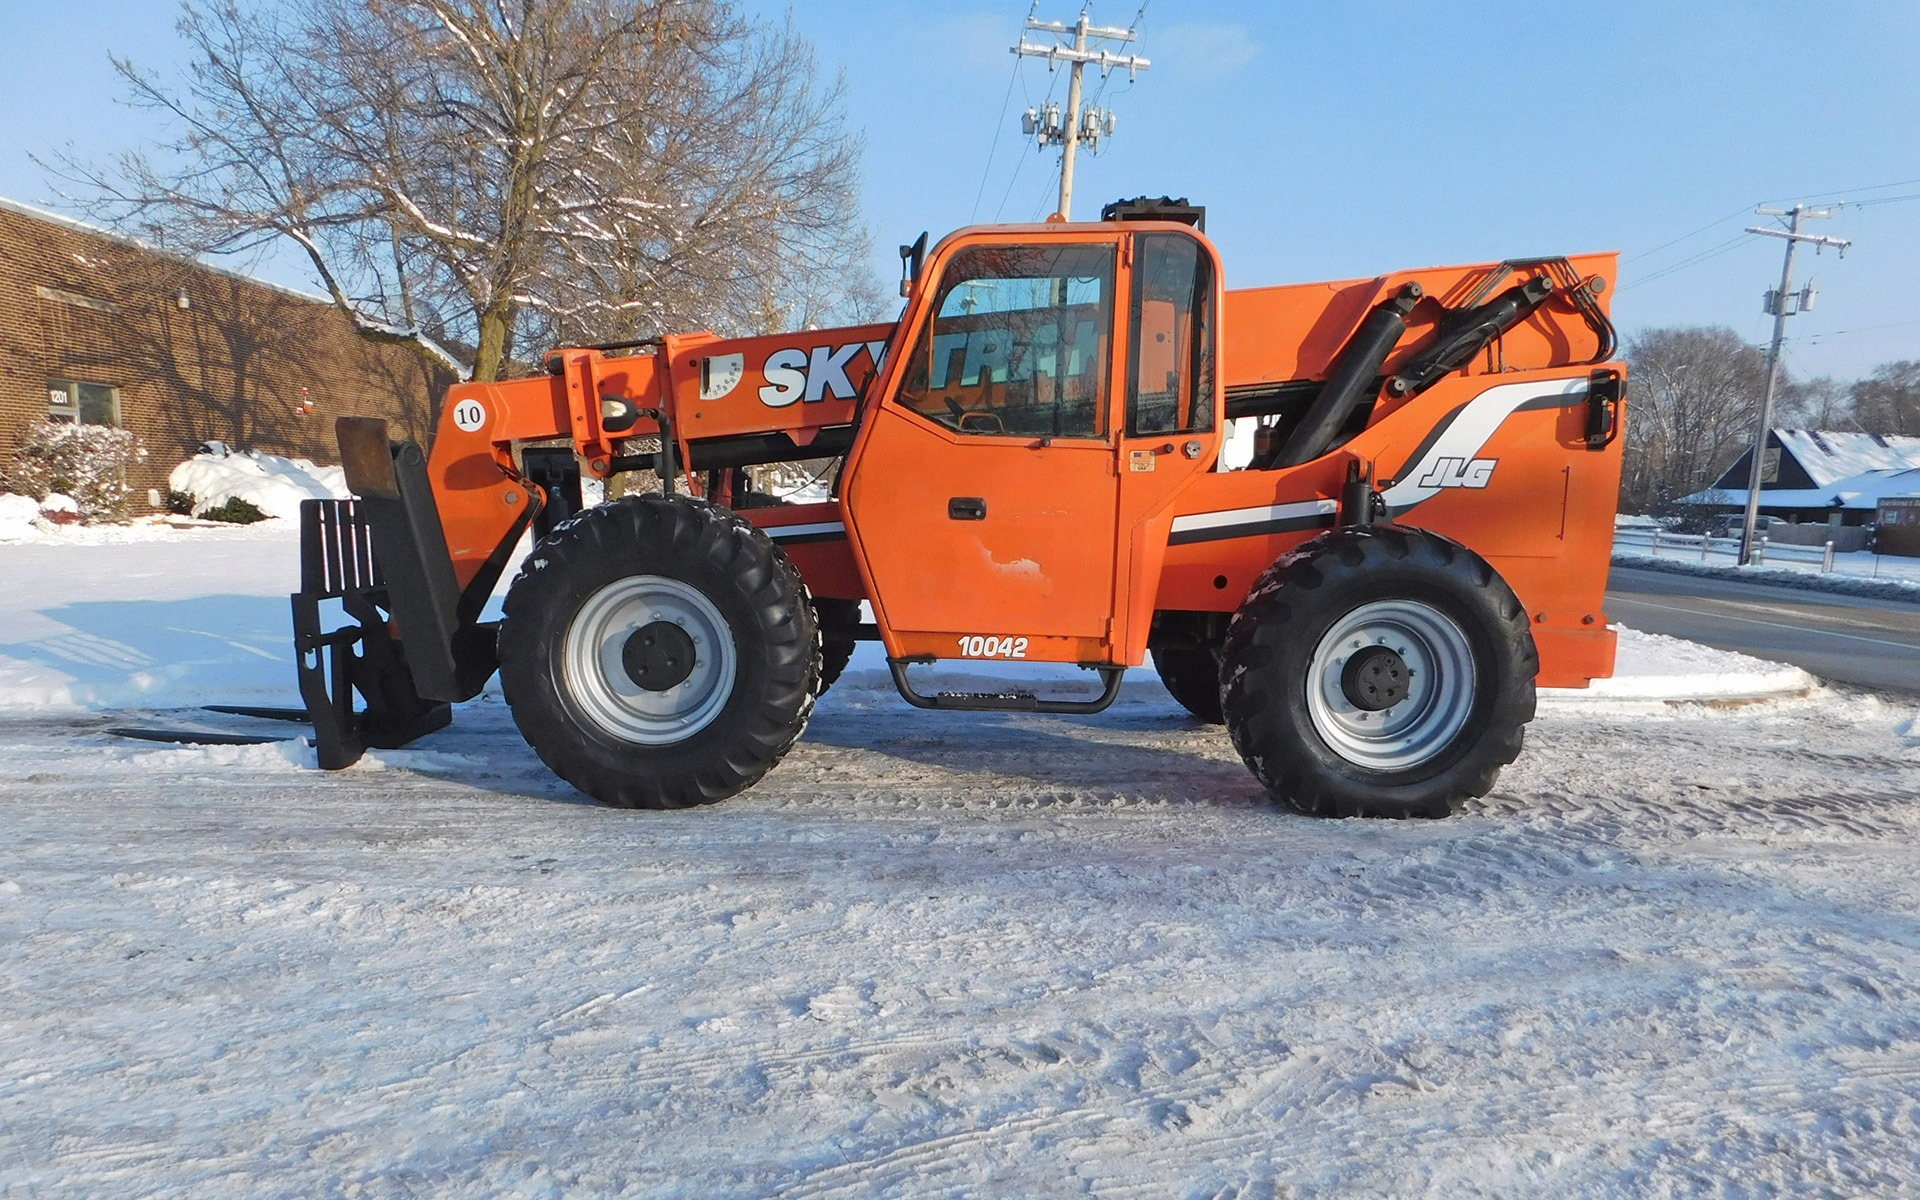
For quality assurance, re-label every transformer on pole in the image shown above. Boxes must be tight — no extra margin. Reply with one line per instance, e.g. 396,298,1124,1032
1012,6,1150,220
1735,205,1850,567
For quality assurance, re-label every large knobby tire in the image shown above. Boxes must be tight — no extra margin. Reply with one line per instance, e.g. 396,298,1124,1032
1151,643,1224,723
738,490,859,697
1148,614,1227,724
813,597,861,694
1221,526,1537,819
498,494,819,809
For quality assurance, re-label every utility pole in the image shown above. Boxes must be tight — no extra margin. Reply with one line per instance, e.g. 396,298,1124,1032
1735,204,1849,566
1013,6,1149,220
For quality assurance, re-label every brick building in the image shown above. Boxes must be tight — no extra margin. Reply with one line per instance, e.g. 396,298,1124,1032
0,197,446,503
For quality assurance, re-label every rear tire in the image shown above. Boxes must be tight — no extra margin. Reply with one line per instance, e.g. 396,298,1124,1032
1148,614,1226,724
498,494,819,808
1220,526,1536,819
813,597,861,694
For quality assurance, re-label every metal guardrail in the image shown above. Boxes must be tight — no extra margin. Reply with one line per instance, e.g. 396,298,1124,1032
1614,526,1893,577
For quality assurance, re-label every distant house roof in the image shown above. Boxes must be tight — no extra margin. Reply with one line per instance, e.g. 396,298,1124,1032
1767,429,1920,488
1689,428,1920,509
1680,465,1920,511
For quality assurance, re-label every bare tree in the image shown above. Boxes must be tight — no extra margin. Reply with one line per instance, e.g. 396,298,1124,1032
528,12,885,345
1850,360,1920,437
1776,374,1855,430
1621,326,1772,515
56,0,875,383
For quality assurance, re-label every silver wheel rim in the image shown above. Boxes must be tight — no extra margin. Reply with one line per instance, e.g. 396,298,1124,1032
562,575,737,745
1305,598,1476,771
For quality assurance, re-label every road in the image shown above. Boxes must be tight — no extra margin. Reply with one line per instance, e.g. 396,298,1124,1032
1606,565,1920,696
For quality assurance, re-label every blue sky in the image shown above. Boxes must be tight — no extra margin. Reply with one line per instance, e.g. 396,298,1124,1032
3,1,1916,382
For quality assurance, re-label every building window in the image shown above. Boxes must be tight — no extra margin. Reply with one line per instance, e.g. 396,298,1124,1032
48,379,120,426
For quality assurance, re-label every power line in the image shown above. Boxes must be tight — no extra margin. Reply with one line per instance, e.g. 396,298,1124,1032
1842,191,1920,209
1622,206,1753,266
1804,317,1920,344
992,58,1050,223
1081,0,1151,125
1623,174,1920,275
969,57,1023,224
992,124,1032,223
1762,174,1920,207
1617,232,1754,291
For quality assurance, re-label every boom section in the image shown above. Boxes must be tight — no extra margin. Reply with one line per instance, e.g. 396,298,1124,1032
418,321,895,592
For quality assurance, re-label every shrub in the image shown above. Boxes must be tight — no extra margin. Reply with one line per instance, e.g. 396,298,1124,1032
198,495,269,524
4,422,142,520
165,489,197,515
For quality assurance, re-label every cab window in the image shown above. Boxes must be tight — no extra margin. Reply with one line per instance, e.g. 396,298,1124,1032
1127,233,1215,436
897,242,1115,439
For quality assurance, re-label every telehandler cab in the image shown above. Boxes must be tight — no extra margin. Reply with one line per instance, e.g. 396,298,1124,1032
294,198,1626,818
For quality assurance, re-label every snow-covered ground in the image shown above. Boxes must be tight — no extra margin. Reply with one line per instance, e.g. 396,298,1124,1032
4,524,1920,1197
0,522,299,709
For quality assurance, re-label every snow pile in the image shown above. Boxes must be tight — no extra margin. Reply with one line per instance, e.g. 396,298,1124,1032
0,492,40,538
167,449,346,522
7,504,1920,1195
0,493,96,542
1540,626,1815,709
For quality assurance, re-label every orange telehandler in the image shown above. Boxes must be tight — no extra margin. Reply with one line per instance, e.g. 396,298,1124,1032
292,198,1625,818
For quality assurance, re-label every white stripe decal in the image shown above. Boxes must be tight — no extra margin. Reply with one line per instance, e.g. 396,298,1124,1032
762,521,846,539
1169,499,1338,534
1380,377,1588,512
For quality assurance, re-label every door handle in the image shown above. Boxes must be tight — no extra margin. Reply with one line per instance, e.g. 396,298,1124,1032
948,497,986,521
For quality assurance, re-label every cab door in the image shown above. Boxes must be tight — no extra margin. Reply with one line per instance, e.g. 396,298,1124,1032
843,233,1126,665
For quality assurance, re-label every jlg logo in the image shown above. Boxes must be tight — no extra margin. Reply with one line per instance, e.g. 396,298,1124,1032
1415,457,1497,489
757,341,889,408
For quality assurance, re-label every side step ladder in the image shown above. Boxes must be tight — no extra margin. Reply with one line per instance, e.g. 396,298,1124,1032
886,659,1126,714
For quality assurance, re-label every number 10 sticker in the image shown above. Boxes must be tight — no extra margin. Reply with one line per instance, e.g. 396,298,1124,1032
451,398,487,432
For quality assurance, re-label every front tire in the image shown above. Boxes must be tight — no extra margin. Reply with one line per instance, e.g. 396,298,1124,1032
1221,526,1536,819
738,489,858,697
498,494,819,808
